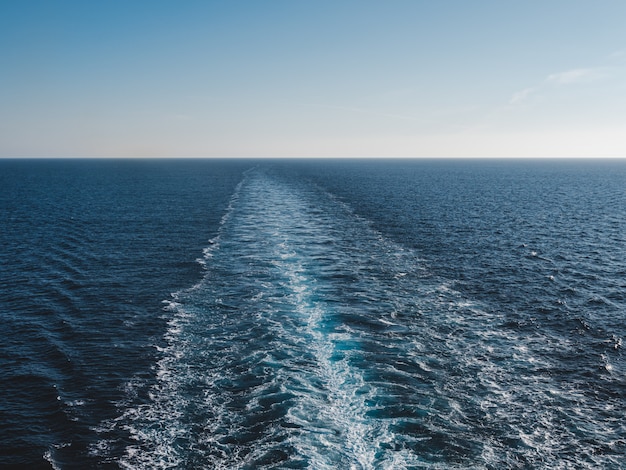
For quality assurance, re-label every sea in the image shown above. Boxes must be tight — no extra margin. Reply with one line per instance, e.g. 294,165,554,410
0,158,624,469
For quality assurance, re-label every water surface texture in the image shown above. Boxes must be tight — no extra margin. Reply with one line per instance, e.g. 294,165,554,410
1,159,624,469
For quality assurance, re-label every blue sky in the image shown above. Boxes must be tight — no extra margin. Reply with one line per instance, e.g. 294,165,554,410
1,0,625,157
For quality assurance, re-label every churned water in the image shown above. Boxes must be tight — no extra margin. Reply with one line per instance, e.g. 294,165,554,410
1,159,624,469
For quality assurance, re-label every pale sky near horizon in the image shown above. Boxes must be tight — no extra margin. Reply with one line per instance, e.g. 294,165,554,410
1,1,625,158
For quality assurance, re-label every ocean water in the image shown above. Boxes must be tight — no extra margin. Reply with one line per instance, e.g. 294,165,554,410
0,158,624,469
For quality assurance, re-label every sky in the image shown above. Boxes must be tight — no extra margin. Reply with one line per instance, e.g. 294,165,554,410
1,0,625,158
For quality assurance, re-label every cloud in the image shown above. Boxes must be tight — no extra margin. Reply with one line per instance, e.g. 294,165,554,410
546,68,607,84
509,87,536,105
510,66,610,105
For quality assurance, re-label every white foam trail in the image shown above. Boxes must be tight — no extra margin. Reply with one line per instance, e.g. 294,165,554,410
273,248,378,469
114,168,424,468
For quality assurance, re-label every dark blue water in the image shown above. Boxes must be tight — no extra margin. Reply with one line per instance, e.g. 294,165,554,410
1,159,624,469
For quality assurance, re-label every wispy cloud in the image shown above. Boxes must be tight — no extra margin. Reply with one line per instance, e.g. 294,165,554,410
546,67,607,84
510,66,611,105
509,87,536,105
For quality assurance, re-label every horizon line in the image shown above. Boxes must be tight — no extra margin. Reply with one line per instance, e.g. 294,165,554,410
2,155,626,160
